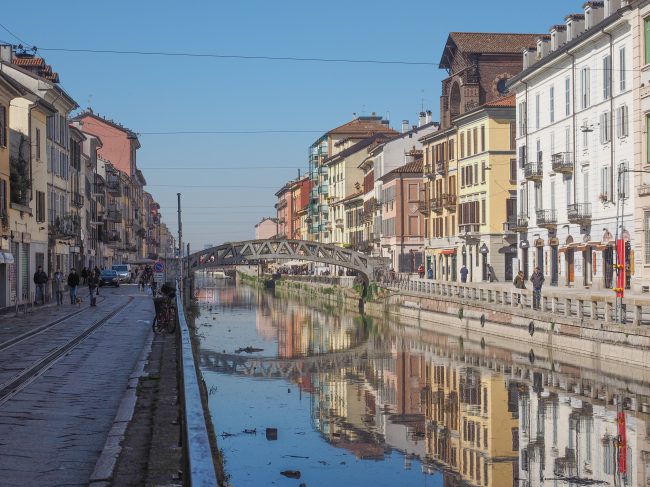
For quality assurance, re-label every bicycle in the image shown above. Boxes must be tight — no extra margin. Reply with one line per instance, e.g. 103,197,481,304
152,294,177,334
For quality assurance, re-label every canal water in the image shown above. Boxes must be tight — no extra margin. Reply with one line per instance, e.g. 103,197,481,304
193,276,650,487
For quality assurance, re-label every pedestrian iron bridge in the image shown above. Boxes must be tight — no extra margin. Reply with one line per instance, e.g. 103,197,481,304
188,239,387,283
199,344,389,380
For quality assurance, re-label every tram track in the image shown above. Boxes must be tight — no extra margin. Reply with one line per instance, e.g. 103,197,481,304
0,296,108,353
0,296,134,406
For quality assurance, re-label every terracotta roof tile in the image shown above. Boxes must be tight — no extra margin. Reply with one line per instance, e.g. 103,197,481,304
440,32,542,69
381,160,424,180
482,94,516,107
13,57,45,67
328,117,396,136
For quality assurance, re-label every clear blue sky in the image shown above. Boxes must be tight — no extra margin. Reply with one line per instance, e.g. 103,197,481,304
2,0,571,249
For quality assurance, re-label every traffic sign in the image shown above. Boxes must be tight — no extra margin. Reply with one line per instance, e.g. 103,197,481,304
154,261,165,273
153,272,164,283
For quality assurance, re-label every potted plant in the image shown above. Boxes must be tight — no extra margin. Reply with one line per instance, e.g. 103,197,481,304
599,193,609,203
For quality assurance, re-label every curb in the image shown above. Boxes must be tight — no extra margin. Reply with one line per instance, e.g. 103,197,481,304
89,328,155,485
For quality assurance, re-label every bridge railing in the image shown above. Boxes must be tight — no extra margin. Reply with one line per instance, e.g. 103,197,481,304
175,281,219,486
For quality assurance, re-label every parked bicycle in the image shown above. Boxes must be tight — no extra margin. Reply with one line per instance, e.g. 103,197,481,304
152,284,177,334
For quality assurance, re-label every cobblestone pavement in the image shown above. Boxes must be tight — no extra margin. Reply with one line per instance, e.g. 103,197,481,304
0,285,155,486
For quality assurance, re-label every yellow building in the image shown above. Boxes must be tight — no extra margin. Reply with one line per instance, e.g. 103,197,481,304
454,95,518,282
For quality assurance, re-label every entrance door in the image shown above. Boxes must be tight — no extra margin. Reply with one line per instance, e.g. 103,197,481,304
603,247,613,288
551,246,559,286
522,249,529,279
505,254,514,282
482,254,488,281
566,249,575,285
536,247,544,271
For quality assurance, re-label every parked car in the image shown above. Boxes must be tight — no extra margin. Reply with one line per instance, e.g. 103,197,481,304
111,264,131,283
99,269,120,287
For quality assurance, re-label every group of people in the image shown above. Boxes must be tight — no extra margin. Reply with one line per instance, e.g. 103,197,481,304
33,266,102,307
136,266,156,293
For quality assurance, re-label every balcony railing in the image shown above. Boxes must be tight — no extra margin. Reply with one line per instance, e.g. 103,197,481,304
431,198,444,213
107,209,123,223
459,223,480,234
49,213,80,239
524,161,543,181
551,152,573,174
513,214,529,232
536,209,557,228
442,193,457,209
106,179,122,196
424,164,435,178
92,182,105,196
567,203,591,224
71,192,84,208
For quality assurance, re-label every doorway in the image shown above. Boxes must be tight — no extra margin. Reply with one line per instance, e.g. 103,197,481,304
536,246,544,272
505,252,514,282
522,248,529,279
566,249,575,286
551,245,558,286
603,247,614,288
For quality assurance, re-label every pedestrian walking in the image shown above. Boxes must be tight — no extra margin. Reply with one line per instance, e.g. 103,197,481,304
530,267,545,310
81,267,88,286
53,270,64,305
487,264,498,282
460,264,469,283
88,271,99,306
513,270,525,304
427,267,433,279
67,269,80,304
418,264,425,279
33,266,48,305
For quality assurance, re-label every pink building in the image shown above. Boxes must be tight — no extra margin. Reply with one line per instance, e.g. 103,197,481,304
274,184,293,238
255,217,277,240
378,160,425,272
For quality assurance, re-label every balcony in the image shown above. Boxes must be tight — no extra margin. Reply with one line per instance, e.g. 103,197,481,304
424,164,435,178
92,182,105,196
275,199,287,210
638,184,650,197
71,192,84,208
106,230,121,246
459,223,480,234
536,209,557,228
524,161,543,181
418,202,429,214
431,198,444,213
107,209,123,223
49,213,80,239
567,203,591,224
551,152,573,174
442,193,457,209
512,214,529,232
106,179,122,196
318,184,329,195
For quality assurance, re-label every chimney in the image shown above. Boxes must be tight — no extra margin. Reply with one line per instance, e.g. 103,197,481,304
523,48,537,69
0,44,13,64
535,36,551,61
584,2,604,30
425,110,432,124
550,25,567,51
565,14,585,42
402,120,409,133
605,0,622,16
418,111,426,127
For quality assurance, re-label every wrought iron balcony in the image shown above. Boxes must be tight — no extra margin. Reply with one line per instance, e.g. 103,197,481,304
424,164,435,178
107,209,123,223
49,213,80,239
536,209,557,228
71,192,84,208
503,220,517,233
442,193,457,209
524,161,543,181
431,198,444,213
459,223,480,234
551,152,573,174
418,201,429,214
106,179,122,196
92,182,105,196
512,214,529,232
567,203,591,224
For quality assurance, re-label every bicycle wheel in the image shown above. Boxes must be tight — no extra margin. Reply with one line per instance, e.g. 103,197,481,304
152,315,165,334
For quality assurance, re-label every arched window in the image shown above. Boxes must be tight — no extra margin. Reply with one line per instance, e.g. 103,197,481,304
450,82,461,119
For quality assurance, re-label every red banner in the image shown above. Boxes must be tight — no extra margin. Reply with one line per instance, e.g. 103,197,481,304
618,411,627,474
616,239,625,298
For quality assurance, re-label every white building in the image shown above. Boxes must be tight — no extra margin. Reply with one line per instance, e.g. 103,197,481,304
508,0,635,290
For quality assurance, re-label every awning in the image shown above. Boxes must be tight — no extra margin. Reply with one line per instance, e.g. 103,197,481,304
0,252,14,264
440,249,457,255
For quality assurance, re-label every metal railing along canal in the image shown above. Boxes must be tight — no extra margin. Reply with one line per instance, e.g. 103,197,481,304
176,281,218,486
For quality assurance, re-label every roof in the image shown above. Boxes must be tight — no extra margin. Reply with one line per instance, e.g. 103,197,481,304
73,110,140,141
325,132,398,165
439,32,542,69
0,71,28,98
327,116,395,136
339,191,364,205
380,160,423,181
482,94,516,108
13,55,59,83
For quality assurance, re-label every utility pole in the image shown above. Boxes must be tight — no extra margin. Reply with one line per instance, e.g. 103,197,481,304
177,193,182,284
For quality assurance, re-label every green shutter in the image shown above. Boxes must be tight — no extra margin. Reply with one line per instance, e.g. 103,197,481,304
647,115,650,163
645,17,650,65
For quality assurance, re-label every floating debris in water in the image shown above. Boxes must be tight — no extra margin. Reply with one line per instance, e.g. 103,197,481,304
243,428,257,434
280,470,301,479
235,346,264,354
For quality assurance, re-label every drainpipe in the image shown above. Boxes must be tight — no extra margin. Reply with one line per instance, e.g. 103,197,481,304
567,50,577,205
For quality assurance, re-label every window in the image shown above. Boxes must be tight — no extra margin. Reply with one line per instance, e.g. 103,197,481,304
473,162,478,185
0,178,6,217
534,182,542,211
549,86,555,123
645,211,650,264
645,17,650,65
518,145,527,168
584,171,589,205
480,125,485,152
617,105,629,138
550,181,556,210
619,47,626,92
35,128,41,160
518,102,527,136
468,130,472,156
535,93,540,129
460,133,465,159
510,158,517,182
582,119,589,148
449,139,455,160
581,67,590,109
36,191,45,222
565,77,571,116
536,139,542,164
619,161,629,199
461,166,466,187
603,55,611,100
647,115,650,163
0,105,6,147
600,112,611,144
566,175,573,205
481,199,486,224
509,122,516,150
550,132,555,157
601,166,610,200
481,161,486,183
